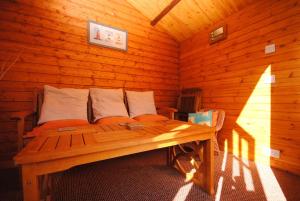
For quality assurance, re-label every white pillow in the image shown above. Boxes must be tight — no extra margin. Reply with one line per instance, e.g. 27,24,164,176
38,85,89,124
126,90,157,118
90,88,129,121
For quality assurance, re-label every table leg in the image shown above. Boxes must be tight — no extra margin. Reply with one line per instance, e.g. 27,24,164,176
203,138,214,195
22,165,40,201
166,147,173,166
170,138,214,195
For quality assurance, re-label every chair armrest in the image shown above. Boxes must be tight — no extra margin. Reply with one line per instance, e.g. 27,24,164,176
157,107,178,120
10,110,34,120
10,110,35,150
158,107,178,112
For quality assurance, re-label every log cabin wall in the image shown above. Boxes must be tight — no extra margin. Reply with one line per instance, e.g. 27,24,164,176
0,0,179,167
180,0,300,175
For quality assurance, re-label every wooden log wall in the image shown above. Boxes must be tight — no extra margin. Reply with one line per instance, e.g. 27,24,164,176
0,0,179,167
180,0,300,175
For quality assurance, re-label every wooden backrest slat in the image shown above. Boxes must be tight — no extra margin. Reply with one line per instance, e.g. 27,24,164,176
177,88,202,113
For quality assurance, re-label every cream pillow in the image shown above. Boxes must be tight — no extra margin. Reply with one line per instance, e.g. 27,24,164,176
126,90,157,118
38,85,89,124
90,88,129,121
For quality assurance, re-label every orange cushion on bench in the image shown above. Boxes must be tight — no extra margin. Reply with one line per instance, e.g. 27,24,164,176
96,117,136,125
30,119,89,136
133,114,168,122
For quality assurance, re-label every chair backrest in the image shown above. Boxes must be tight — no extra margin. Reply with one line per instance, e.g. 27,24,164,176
177,88,202,113
215,110,225,132
32,89,93,126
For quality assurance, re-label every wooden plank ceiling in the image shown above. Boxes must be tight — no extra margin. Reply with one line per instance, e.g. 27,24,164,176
127,0,256,41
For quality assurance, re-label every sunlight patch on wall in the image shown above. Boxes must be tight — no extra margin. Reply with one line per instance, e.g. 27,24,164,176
232,130,239,157
235,65,272,164
241,138,249,159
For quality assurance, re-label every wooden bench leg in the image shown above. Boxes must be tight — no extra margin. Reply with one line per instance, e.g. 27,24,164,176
22,165,40,201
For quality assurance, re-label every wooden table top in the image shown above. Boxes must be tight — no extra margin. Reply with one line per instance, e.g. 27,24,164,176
14,120,214,165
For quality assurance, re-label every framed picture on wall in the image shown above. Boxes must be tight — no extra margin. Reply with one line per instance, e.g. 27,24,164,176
209,24,227,44
88,20,128,51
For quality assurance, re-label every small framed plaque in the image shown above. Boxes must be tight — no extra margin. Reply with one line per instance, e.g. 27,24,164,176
209,24,227,44
88,20,128,51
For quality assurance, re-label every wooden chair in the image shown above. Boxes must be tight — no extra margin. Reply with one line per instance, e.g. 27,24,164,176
214,110,225,154
175,88,202,121
184,109,226,154
9,90,42,151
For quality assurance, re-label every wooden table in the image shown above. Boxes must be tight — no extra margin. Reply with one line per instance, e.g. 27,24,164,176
14,120,215,201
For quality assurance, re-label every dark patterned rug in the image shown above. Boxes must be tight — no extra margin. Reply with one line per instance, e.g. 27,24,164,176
1,149,300,201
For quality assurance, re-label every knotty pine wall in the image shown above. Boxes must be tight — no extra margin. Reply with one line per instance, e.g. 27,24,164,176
0,0,179,167
180,0,300,175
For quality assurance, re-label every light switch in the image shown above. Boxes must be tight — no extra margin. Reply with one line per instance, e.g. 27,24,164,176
265,43,275,54
264,75,275,84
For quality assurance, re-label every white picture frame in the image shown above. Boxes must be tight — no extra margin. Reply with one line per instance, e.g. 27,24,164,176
88,20,128,51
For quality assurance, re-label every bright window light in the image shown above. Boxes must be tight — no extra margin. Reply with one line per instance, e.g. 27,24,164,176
172,182,193,201
215,176,224,201
235,64,272,164
256,163,287,201
170,124,191,131
243,165,255,191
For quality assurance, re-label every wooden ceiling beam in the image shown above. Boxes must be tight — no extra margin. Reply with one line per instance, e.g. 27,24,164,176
150,0,182,26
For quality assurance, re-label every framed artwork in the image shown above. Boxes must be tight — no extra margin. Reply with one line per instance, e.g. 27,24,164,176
209,24,227,44
88,20,128,51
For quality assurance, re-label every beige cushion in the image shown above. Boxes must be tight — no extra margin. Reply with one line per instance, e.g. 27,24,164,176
90,88,129,121
38,85,89,124
126,90,157,118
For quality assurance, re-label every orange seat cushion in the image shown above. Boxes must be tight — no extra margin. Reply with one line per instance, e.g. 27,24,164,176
30,119,89,136
133,114,168,122
96,117,136,125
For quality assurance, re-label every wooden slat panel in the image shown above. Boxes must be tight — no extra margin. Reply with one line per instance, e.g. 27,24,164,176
82,133,97,146
71,134,84,148
56,135,71,151
39,136,59,152
23,136,48,153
